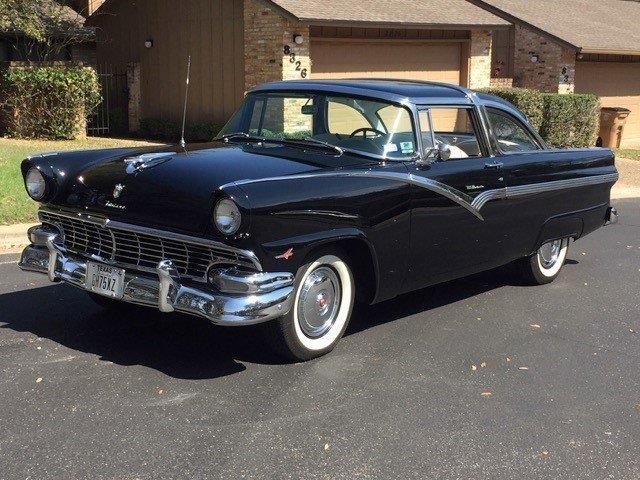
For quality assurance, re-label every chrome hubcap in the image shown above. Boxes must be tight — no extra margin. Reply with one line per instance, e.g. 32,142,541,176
298,266,341,338
538,239,563,269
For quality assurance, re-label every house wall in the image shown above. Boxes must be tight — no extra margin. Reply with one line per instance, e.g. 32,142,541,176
90,0,245,126
513,24,576,93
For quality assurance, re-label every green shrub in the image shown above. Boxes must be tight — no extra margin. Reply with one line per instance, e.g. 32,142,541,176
140,118,222,143
540,93,600,148
479,87,544,130
479,87,600,148
0,65,101,140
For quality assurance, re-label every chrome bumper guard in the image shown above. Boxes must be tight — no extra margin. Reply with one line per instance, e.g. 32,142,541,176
19,225,295,326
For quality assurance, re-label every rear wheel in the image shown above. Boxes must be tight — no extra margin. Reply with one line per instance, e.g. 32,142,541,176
264,249,355,362
519,238,570,285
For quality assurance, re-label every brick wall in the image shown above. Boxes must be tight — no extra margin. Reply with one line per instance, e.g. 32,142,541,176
244,0,310,91
490,77,514,88
469,30,492,89
513,24,576,93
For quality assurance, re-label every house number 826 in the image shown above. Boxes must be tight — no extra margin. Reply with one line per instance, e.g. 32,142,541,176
284,45,307,78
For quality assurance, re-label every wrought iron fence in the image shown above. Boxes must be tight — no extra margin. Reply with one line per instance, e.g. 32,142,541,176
88,64,128,136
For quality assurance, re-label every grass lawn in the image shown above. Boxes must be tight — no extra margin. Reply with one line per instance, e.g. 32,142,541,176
616,149,640,161
0,137,163,225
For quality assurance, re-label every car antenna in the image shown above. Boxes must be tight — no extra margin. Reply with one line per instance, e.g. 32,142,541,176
179,55,191,150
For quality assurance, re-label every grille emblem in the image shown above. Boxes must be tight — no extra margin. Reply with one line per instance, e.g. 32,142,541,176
113,183,125,198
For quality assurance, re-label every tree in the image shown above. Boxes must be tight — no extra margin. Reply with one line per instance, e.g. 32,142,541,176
0,0,91,61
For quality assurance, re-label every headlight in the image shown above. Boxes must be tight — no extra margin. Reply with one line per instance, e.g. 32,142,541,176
214,198,241,235
25,167,47,200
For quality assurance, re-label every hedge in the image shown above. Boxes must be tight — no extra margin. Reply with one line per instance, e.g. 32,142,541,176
480,87,600,148
140,118,222,143
479,87,544,130
539,93,600,148
0,65,101,140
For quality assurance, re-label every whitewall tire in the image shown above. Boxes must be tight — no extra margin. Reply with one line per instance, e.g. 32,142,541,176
264,250,355,361
519,238,569,285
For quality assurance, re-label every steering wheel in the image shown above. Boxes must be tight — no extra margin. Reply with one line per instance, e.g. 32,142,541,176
349,127,385,139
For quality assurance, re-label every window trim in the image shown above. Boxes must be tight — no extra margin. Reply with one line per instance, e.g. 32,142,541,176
485,106,543,155
232,91,420,162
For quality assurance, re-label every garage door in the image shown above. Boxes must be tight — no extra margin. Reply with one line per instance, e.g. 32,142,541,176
575,62,640,147
311,40,463,85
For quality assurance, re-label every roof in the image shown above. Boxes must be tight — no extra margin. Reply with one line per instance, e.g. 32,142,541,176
251,79,475,105
470,0,640,55
264,0,510,28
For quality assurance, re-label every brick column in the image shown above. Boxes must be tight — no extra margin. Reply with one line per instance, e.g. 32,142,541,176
513,24,576,93
243,0,311,134
243,0,310,91
126,62,141,133
469,29,493,90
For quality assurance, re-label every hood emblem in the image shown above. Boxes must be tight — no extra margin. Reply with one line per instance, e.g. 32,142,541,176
113,183,125,198
125,152,176,174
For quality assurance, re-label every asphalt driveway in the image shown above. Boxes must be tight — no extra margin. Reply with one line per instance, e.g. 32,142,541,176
0,198,639,480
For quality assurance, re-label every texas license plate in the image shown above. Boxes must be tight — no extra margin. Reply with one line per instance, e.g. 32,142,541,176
85,262,125,299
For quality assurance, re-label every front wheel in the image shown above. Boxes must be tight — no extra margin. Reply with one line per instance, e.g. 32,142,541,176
518,238,570,285
264,250,355,362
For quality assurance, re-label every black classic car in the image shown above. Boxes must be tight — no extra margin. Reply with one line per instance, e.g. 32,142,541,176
19,80,619,361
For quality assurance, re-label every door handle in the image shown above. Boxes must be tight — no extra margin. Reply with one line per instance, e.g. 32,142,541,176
484,160,503,170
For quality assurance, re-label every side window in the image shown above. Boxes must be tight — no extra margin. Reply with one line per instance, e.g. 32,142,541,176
487,108,540,153
327,100,372,135
428,108,482,159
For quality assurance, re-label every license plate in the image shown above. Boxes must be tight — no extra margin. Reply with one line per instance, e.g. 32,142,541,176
85,262,125,299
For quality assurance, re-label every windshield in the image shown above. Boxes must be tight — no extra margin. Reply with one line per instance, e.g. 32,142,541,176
218,92,418,160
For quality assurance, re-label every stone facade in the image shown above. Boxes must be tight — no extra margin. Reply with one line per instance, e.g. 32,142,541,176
513,24,576,93
244,0,310,92
469,30,493,89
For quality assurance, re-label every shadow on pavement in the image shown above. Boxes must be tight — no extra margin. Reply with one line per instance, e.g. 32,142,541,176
0,258,582,379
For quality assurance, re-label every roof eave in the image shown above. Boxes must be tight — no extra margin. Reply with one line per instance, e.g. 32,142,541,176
305,19,511,30
580,47,640,57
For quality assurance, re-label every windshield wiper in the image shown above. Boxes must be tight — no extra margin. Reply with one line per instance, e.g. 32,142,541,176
216,133,343,155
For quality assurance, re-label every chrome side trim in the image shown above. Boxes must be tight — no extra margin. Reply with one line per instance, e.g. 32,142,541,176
274,210,360,220
38,206,263,271
471,173,620,210
226,170,483,221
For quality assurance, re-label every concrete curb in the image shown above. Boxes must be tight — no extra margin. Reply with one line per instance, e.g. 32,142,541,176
0,223,37,254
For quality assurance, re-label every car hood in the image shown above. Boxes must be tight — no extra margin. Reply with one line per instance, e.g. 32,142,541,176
48,142,372,236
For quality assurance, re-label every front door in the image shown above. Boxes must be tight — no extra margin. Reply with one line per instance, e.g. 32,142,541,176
403,106,509,293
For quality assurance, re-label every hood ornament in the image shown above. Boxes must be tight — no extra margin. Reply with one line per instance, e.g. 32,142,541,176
125,152,176,174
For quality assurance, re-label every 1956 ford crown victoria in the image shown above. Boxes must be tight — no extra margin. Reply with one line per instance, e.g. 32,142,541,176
19,80,619,361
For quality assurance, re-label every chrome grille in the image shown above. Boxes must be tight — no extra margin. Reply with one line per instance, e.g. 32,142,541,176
39,210,258,278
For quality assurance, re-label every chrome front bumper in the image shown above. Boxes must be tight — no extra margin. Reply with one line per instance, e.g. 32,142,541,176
19,226,295,326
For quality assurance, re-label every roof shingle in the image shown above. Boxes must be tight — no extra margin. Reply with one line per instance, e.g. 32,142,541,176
267,0,510,28
472,0,640,54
